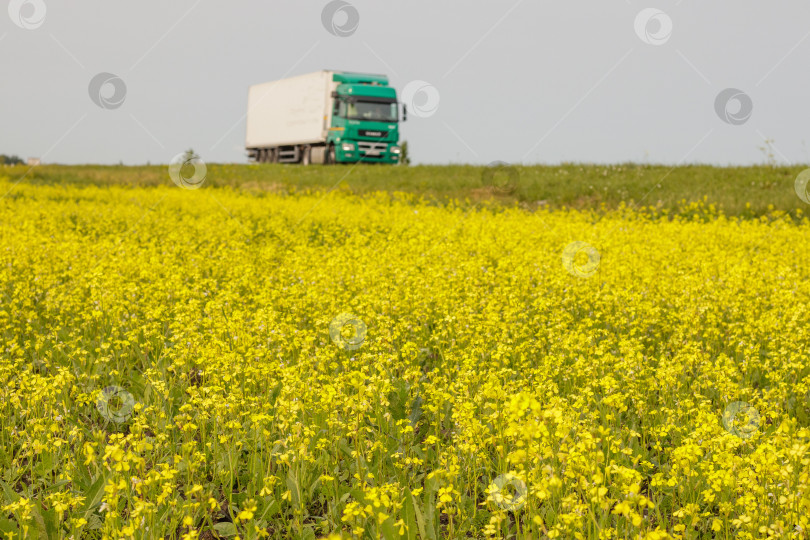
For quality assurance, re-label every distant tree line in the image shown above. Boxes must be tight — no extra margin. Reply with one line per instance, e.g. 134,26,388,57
0,154,25,165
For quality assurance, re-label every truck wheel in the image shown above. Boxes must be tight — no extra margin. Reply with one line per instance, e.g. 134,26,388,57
326,145,336,165
302,146,311,166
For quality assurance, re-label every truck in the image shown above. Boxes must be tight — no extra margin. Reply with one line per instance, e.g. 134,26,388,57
245,70,405,165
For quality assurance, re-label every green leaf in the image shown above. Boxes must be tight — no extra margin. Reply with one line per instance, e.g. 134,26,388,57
41,506,60,539
80,473,108,519
301,525,316,540
286,469,301,507
257,499,279,521
388,380,410,422
0,518,20,537
424,480,437,540
411,492,429,540
308,475,322,498
338,438,353,459
87,514,104,530
34,452,56,476
27,501,48,540
380,516,398,540
403,488,418,540
0,480,20,503
154,504,170,526
409,395,423,428
212,521,238,537
73,455,91,490
268,382,283,405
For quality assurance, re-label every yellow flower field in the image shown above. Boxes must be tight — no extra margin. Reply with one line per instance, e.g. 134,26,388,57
1,175,809,539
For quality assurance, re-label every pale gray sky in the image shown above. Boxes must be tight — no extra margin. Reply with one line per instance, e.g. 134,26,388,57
1,1,809,166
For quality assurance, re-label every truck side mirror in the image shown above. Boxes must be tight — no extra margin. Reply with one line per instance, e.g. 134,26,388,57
402,104,407,122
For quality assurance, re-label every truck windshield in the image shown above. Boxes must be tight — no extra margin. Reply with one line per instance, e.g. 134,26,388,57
345,100,398,122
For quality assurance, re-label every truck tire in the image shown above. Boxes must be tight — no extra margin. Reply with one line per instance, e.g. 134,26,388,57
326,144,336,165
310,146,327,165
301,146,311,166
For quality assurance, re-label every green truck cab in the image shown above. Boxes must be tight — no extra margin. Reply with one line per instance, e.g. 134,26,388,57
327,73,403,164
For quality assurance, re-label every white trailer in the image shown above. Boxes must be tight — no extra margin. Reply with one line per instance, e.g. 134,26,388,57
245,71,338,164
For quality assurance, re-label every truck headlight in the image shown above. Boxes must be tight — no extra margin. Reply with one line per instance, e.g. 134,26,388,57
341,142,355,151
390,146,401,154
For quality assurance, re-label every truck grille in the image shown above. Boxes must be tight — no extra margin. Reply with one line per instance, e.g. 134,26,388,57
358,142,388,155
359,130,388,138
